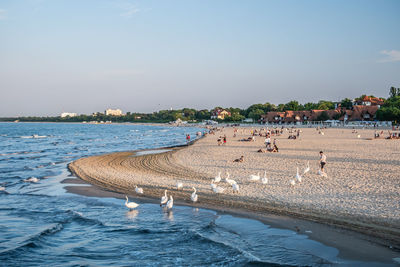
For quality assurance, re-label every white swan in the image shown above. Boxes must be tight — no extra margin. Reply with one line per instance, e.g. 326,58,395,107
295,167,302,183
135,185,144,194
160,190,168,206
166,195,174,210
211,183,224,194
191,187,198,203
290,179,296,186
303,161,310,175
232,183,239,193
24,177,39,183
213,172,221,183
261,171,268,184
249,172,260,181
225,172,236,185
176,182,183,190
125,196,139,209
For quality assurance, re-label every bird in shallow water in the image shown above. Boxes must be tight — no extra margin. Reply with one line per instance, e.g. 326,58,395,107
125,196,139,210
160,190,168,206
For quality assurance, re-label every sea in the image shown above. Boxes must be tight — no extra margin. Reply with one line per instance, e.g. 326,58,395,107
0,122,397,266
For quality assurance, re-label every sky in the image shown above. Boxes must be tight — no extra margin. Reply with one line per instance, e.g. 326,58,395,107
0,0,399,116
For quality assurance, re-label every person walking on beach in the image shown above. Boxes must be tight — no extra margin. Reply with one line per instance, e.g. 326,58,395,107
223,135,227,145
319,151,327,172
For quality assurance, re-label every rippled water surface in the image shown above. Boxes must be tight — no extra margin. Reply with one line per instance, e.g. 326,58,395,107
0,122,396,266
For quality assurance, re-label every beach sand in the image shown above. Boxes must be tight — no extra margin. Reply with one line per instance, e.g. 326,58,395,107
68,127,400,251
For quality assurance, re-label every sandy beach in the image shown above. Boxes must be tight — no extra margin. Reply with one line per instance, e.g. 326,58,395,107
68,127,400,249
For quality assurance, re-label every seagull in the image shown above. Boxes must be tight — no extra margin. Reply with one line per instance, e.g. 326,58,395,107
213,172,222,183
125,196,139,209
295,167,302,183
191,187,198,203
232,182,239,193
166,195,174,210
249,172,260,181
135,185,144,194
261,171,268,184
176,182,183,190
290,179,296,186
160,190,168,206
24,177,39,183
303,161,310,175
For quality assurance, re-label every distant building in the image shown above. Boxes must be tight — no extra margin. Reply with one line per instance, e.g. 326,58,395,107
61,112,77,118
353,96,384,107
105,109,123,116
211,109,231,120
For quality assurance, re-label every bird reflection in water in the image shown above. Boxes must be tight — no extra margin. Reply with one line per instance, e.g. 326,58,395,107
126,210,139,220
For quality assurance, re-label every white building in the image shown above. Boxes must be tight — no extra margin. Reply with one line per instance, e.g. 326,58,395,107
105,109,123,116
61,112,77,118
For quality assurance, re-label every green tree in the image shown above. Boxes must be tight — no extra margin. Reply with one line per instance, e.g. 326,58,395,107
316,111,330,121
248,109,265,122
340,98,353,109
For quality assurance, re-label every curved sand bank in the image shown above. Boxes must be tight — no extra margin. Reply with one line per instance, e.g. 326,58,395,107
69,127,400,248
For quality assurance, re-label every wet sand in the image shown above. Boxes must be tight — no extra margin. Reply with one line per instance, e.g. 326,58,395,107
68,127,400,256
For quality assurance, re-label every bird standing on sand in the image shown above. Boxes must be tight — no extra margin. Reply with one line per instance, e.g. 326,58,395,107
135,185,144,194
290,179,296,186
160,190,168,206
191,187,198,203
166,195,174,210
125,196,139,209
225,172,236,185
211,183,224,194
213,172,221,183
176,182,183,190
303,161,310,175
261,171,268,184
249,172,260,181
295,167,302,183
232,182,239,193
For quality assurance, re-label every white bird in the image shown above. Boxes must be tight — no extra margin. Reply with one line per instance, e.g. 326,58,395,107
249,172,260,181
176,182,183,190
357,134,361,138
303,161,310,175
213,172,222,183
321,132,325,135
232,183,239,193
295,167,302,183
125,196,139,209
166,195,174,210
211,183,224,194
225,172,236,185
261,171,268,184
191,187,198,203
24,177,39,183
135,185,144,194
0,186,5,191
290,179,296,186
160,190,168,206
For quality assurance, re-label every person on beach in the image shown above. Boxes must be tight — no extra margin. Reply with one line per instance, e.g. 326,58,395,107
319,151,326,172
186,134,190,143
223,135,227,145
264,136,271,148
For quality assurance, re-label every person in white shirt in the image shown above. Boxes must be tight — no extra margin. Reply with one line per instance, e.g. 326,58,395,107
319,151,327,171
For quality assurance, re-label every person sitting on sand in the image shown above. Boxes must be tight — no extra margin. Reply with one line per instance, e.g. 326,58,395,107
233,156,244,162
257,148,266,153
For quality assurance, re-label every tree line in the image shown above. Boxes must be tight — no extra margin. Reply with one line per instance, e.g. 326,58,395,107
1,89,399,123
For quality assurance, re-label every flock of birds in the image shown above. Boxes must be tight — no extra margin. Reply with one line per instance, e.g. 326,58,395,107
123,161,327,211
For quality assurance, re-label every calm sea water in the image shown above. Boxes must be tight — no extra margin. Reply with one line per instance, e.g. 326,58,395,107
0,122,395,266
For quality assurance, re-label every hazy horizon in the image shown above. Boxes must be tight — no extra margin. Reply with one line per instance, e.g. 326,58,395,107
1,0,399,117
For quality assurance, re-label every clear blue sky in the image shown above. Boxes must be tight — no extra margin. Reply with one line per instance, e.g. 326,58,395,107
0,0,399,116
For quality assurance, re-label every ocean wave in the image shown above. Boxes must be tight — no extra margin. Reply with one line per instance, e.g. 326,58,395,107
0,223,63,256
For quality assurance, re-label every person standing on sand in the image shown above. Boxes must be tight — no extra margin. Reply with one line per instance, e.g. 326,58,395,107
319,151,327,172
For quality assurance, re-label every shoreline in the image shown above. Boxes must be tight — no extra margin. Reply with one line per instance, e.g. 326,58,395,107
62,175,399,263
68,127,400,256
